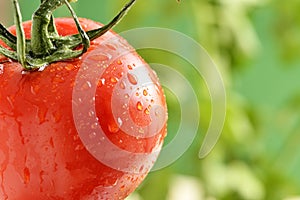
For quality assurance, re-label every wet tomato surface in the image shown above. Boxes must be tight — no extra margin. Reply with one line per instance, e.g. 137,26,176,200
0,18,167,199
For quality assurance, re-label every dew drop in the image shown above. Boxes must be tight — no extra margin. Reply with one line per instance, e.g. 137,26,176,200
106,44,117,51
124,94,129,99
120,81,126,89
89,53,111,62
108,123,119,133
127,73,138,85
117,60,123,65
117,117,123,127
88,110,95,117
89,132,97,139
144,107,150,115
91,122,99,129
98,78,106,87
65,64,74,71
82,81,92,90
143,89,148,96
136,101,143,111
127,65,133,70
110,77,118,83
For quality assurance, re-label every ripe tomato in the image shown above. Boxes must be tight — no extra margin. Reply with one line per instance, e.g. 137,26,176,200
0,18,167,199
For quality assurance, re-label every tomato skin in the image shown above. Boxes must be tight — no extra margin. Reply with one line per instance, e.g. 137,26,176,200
0,18,167,199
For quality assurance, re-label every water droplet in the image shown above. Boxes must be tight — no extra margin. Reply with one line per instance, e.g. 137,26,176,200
136,101,143,111
117,117,123,127
155,107,161,116
91,122,99,129
89,132,97,139
143,89,148,96
98,78,106,87
106,44,117,51
21,70,30,75
150,99,154,104
30,85,40,95
127,65,133,70
89,53,111,62
108,123,119,133
52,74,65,83
144,107,150,115
110,77,118,83
88,110,95,117
138,128,144,134
117,60,123,65
65,64,74,71
124,94,129,99
82,81,92,90
120,81,126,89
127,73,137,85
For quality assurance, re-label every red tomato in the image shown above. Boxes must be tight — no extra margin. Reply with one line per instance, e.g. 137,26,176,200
0,18,167,199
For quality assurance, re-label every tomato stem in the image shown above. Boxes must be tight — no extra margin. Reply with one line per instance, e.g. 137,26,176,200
0,0,136,70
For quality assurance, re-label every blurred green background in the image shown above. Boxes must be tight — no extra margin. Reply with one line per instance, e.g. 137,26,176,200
1,0,300,199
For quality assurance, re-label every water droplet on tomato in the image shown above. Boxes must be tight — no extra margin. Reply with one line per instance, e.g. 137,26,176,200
88,110,95,117
117,117,123,127
127,73,138,85
65,64,74,71
108,123,119,133
82,81,92,90
124,94,129,99
98,78,106,87
136,101,143,111
89,132,97,139
110,77,118,83
117,60,123,65
127,65,133,70
144,107,150,115
120,81,126,89
143,89,148,96
91,122,99,129
52,74,65,83
30,85,40,95
89,53,111,62
155,107,162,117
105,44,117,51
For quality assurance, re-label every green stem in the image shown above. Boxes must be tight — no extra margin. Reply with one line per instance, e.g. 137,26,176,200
31,0,64,56
13,0,27,68
0,23,17,50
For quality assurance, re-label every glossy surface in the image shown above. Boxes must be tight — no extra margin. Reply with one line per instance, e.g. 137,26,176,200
0,18,167,199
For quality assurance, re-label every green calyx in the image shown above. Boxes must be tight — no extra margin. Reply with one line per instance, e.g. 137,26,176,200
0,0,136,70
